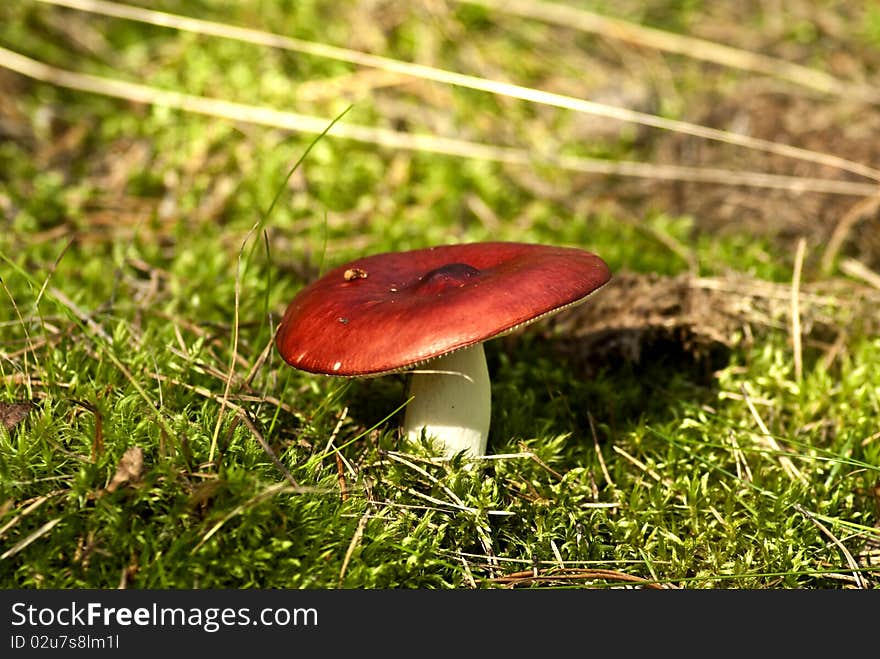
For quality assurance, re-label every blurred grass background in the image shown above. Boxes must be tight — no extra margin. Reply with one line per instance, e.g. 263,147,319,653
0,0,879,588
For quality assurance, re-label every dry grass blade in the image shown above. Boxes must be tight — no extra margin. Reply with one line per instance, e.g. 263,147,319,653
1,517,62,560
50,287,111,343
33,0,880,181
821,195,880,273
208,224,257,465
741,384,807,485
612,445,664,483
191,482,302,554
840,259,880,290
384,451,500,574
338,508,374,588
466,0,880,104
458,555,478,589
487,567,671,589
324,407,352,501
449,551,655,568
0,491,65,541
1,46,876,197
551,159,877,196
156,373,300,488
515,441,564,480
791,238,806,383
384,452,482,512
0,279,35,400
727,432,754,483
236,413,300,489
588,411,615,492
243,329,277,388
793,504,869,589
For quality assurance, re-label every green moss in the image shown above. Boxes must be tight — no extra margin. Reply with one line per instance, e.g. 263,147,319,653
0,0,877,589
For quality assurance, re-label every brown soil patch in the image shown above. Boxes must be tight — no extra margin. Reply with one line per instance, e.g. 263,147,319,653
541,270,880,376
637,85,880,268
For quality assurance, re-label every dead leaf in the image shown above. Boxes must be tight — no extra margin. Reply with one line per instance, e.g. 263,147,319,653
106,446,145,493
0,401,34,431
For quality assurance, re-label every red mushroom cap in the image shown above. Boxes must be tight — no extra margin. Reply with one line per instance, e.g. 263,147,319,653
275,242,611,376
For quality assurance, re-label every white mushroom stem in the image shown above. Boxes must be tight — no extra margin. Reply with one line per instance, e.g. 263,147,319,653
403,343,490,458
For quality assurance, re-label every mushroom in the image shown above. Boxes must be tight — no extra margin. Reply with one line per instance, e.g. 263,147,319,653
275,242,611,458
